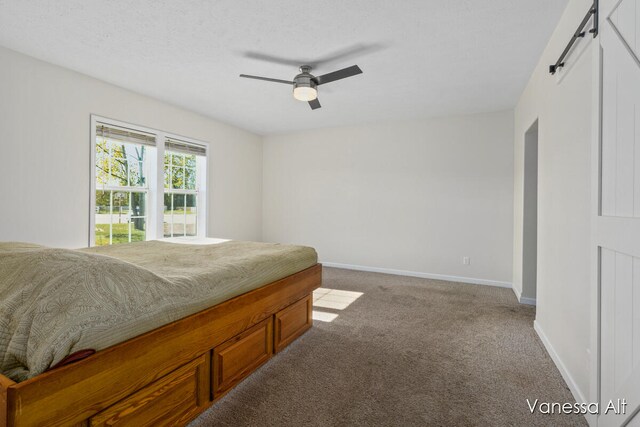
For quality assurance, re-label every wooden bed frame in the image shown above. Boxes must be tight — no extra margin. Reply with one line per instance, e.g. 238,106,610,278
0,264,322,427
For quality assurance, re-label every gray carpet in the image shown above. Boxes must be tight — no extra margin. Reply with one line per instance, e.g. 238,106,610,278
190,267,587,426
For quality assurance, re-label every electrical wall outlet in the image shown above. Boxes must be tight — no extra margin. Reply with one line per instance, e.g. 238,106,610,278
463,257,470,265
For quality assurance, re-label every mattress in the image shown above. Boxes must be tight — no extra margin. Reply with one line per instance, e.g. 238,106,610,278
0,240,317,382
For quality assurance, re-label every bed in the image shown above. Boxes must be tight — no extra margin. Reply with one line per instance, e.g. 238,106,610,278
0,239,321,427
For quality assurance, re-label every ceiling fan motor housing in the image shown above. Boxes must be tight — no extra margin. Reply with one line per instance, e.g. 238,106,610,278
293,65,317,94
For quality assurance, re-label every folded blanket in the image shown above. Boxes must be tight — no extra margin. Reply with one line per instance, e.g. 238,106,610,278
0,240,317,381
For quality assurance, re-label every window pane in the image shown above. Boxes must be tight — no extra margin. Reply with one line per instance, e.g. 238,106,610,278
186,194,197,236
96,140,109,186
97,139,147,188
106,142,129,187
163,193,172,215
129,218,146,242
172,153,185,166
185,167,196,190
95,190,111,246
164,151,201,192
125,143,146,187
172,166,184,189
112,191,130,219
172,193,186,236
164,163,171,189
173,193,185,210
131,192,146,217
163,193,173,237
127,192,146,243
95,191,147,245
111,191,130,244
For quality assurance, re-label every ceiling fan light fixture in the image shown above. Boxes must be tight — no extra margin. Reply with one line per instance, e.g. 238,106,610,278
293,67,317,101
293,86,318,101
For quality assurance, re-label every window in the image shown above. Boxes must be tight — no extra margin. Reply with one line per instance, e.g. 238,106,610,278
163,139,206,238
91,117,207,246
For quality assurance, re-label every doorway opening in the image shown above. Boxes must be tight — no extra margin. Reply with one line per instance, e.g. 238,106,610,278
522,120,538,305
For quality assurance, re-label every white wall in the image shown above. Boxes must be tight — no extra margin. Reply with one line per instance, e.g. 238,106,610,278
512,0,594,404
0,46,263,248
263,111,514,285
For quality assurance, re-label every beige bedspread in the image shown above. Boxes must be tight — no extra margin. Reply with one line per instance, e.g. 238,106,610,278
0,240,317,382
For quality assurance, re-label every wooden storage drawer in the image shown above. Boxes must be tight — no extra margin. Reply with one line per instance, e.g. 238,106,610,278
213,317,273,398
89,353,209,427
274,294,312,353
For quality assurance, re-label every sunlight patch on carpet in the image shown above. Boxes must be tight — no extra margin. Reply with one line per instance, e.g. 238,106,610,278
312,288,363,322
312,311,339,322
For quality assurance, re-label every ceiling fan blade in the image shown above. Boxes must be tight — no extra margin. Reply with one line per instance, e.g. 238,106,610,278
242,44,384,69
309,98,321,110
314,65,363,85
239,74,294,85
313,44,384,68
242,52,303,67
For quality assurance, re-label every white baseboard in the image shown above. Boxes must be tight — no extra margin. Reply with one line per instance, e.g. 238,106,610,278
321,262,512,288
519,296,537,306
512,286,537,306
534,320,587,406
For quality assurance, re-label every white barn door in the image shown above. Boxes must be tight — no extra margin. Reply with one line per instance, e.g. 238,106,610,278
598,0,640,425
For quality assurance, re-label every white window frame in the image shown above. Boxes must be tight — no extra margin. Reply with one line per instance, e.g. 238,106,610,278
89,115,208,246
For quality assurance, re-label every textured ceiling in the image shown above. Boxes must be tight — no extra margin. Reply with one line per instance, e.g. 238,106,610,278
0,0,568,135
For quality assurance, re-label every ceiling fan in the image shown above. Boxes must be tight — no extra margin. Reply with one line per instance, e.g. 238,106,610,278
239,64,363,110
